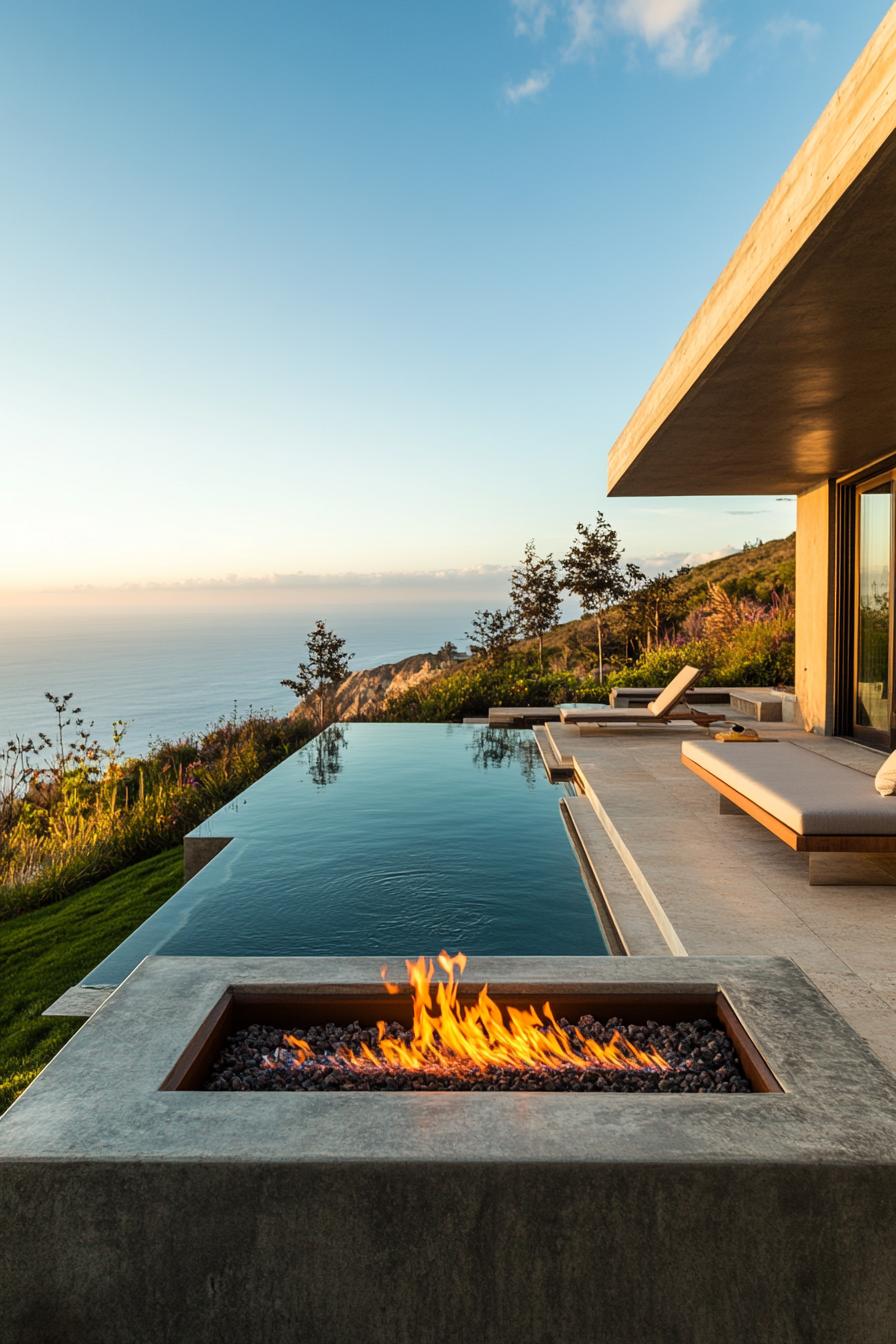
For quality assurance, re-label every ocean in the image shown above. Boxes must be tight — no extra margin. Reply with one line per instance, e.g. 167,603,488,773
0,595,481,758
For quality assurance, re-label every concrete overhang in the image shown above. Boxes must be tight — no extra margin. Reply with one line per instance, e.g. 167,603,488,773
608,7,896,498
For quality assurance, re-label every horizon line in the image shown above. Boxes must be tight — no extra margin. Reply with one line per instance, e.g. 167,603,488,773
0,546,750,599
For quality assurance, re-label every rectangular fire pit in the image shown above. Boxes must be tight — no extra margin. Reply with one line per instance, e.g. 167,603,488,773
167,970,780,1094
1,955,895,1344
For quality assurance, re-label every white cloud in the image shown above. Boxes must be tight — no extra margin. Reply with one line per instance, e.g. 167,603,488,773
610,0,730,73
53,565,518,596
505,0,729,91
762,14,822,48
564,0,602,59
613,0,699,44
504,69,553,102
510,0,555,39
634,546,736,575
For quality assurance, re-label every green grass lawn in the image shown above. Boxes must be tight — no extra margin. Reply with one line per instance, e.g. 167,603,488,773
0,848,183,1115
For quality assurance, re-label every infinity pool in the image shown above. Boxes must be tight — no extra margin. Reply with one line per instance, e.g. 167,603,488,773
84,724,607,985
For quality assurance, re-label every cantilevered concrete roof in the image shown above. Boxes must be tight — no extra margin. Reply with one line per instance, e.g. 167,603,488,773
608,7,896,498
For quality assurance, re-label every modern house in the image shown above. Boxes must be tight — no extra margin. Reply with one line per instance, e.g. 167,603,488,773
608,5,896,752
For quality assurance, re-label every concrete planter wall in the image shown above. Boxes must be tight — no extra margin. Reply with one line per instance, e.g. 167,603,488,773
1,955,894,1343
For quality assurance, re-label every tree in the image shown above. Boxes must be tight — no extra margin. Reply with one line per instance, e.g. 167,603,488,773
436,641,460,662
616,563,647,659
281,620,353,731
643,568,689,648
561,515,630,682
623,566,690,652
306,724,347,789
465,608,518,664
510,540,563,669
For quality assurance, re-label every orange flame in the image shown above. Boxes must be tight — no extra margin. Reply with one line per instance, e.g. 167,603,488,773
278,953,669,1077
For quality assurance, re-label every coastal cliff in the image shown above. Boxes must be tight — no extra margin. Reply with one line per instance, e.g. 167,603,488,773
318,651,461,721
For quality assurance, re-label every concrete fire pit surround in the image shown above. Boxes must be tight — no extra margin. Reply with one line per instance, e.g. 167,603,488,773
1,954,895,1344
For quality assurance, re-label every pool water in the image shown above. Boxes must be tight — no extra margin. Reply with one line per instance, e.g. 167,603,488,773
84,724,608,985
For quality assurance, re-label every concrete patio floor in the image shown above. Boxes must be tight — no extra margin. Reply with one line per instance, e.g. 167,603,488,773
541,713,896,1071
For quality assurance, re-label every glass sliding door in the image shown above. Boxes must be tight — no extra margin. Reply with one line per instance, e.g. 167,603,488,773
854,476,894,748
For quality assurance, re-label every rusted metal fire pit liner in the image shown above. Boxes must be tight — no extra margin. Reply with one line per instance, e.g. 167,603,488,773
2,955,895,1344
161,985,782,1093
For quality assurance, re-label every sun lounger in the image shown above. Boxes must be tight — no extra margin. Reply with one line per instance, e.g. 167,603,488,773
559,666,725,730
681,740,896,884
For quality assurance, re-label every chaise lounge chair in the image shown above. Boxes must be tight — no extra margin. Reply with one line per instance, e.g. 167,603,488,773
559,665,726,731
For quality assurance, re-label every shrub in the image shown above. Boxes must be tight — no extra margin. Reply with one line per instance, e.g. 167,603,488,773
604,611,793,692
603,641,715,690
712,616,794,687
381,658,606,722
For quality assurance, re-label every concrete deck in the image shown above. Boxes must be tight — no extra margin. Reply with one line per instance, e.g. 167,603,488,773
557,711,896,1070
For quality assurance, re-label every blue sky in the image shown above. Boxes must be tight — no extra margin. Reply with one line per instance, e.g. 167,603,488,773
0,0,887,593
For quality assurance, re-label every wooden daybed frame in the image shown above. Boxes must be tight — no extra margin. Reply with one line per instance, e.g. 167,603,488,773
681,752,896,853
681,752,896,884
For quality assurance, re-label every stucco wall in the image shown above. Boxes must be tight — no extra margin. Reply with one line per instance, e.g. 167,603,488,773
795,481,836,733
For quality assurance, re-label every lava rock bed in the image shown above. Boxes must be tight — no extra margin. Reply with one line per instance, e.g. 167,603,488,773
205,1015,753,1093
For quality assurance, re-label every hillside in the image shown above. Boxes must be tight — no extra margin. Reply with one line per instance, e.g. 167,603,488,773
671,535,794,604
515,533,795,667
320,534,795,721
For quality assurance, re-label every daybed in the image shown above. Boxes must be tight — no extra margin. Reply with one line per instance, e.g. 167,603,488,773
681,740,896,885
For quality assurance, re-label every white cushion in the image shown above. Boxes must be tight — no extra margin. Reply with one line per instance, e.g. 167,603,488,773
560,706,656,722
648,665,702,717
682,740,896,836
875,750,896,797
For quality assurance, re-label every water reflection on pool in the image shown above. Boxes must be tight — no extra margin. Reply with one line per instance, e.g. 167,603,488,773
84,724,607,985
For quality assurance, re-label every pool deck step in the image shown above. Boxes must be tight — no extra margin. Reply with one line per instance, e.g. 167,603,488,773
728,691,783,721
42,985,115,1019
487,706,562,727
562,797,676,957
545,723,579,772
533,725,571,779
